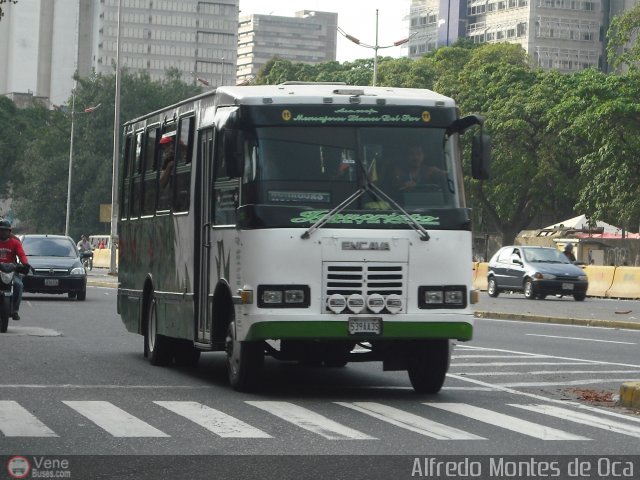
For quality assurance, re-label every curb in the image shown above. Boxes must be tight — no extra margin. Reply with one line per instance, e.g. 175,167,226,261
474,311,640,331
620,382,640,409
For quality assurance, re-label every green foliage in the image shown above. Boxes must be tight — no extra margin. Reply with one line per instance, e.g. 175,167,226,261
6,44,640,242
607,3,640,70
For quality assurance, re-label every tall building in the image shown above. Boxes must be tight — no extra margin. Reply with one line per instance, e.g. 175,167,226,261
91,0,239,87
0,0,239,107
237,10,338,84
408,0,637,73
0,0,82,106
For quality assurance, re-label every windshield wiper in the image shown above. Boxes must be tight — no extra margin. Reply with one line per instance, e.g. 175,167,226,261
301,174,430,241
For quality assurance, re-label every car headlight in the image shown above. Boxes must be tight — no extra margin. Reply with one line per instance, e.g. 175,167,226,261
70,267,85,275
258,285,310,308
578,275,588,281
533,272,556,280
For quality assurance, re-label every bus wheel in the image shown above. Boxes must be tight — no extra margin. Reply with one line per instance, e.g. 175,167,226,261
407,340,450,394
225,320,264,392
144,295,173,366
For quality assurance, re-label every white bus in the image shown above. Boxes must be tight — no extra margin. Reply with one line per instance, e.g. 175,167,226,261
117,83,490,392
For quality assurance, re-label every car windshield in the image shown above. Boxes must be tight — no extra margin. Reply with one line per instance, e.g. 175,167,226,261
23,237,77,257
523,248,570,264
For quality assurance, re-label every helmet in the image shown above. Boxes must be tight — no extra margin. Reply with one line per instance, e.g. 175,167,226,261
0,219,12,230
564,243,574,252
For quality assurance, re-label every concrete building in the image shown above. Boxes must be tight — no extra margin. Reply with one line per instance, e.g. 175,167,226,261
237,10,338,84
0,0,82,106
0,0,239,107
408,0,638,73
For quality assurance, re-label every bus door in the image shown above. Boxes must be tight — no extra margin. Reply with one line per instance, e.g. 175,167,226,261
196,128,215,343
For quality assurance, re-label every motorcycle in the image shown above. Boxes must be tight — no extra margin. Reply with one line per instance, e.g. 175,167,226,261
80,249,93,271
0,263,30,333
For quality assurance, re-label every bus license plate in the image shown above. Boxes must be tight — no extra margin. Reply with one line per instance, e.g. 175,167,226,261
562,283,574,290
348,317,382,335
44,279,59,287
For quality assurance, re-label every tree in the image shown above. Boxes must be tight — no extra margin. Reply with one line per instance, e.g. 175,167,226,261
12,70,202,238
549,69,640,230
607,2,640,70
0,0,17,21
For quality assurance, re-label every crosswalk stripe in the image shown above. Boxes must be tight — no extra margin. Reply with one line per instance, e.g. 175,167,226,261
154,401,272,438
451,362,592,367
246,401,375,440
63,401,169,437
424,403,590,441
0,401,57,437
510,404,640,439
335,402,485,440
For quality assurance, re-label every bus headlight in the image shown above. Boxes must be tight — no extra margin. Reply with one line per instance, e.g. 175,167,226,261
257,285,310,308
419,286,467,309
327,294,347,314
346,294,365,314
385,294,403,314
366,294,385,313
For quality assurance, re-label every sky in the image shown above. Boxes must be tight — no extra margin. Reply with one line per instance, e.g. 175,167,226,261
238,0,412,63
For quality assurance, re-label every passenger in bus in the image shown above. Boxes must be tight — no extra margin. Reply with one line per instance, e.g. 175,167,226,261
159,132,176,188
391,144,445,191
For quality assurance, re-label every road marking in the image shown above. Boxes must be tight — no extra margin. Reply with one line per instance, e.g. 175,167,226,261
246,401,375,440
424,403,590,441
0,401,58,437
459,370,640,376
511,404,640,438
453,355,549,359
447,374,640,425
525,334,636,345
154,401,272,438
63,401,169,437
497,378,633,387
451,362,592,367
336,402,485,440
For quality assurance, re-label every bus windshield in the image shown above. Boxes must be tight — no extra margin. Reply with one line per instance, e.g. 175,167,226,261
241,126,465,211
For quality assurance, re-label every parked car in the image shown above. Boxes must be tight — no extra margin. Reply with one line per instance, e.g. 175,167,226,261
19,234,87,300
487,246,588,301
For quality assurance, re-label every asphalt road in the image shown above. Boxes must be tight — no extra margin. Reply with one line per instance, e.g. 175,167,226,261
1,285,639,479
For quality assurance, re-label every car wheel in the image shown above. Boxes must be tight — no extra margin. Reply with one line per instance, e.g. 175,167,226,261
407,340,450,394
487,277,500,297
226,319,264,392
523,279,536,300
573,293,586,301
76,289,86,301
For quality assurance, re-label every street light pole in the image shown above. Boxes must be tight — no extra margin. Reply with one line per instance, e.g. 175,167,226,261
109,0,122,275
65,83,77,237
338,10,413,87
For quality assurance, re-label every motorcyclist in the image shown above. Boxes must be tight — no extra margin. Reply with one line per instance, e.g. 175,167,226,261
77,234,93,269
0,219,30,320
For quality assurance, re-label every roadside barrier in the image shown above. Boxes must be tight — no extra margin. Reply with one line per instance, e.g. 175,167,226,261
606,266,640,299
92,249,118,268
583,266,615,297
473,262,488,291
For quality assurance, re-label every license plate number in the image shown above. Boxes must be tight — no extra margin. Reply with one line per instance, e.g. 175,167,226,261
562,283,574,290
44,279,59,287
348,317,382,335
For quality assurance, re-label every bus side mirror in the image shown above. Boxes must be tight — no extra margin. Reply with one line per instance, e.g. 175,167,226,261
223,129,243,178
472,133,491,180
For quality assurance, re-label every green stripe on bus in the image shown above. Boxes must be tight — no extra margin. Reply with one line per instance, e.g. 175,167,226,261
245,321,473,341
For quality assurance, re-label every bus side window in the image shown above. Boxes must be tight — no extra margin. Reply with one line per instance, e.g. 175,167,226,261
130,131,144,218
120,134,134,220
212,128,238,226
157,124,176,213
141,127,158,216
173,116,194,213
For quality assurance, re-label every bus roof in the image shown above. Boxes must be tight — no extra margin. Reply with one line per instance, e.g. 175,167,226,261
123,84,456,127
216,84,455,108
